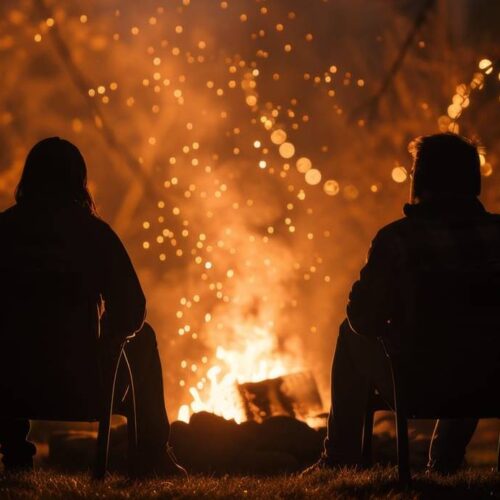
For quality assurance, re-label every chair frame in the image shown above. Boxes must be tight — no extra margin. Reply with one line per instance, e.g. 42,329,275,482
93,339,138,479
0,338,137,479
360,339,500,485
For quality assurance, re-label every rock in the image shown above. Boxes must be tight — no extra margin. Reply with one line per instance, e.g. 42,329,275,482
170,412,242,473
47,412,435,474
169,412,321,474
253,416,323,465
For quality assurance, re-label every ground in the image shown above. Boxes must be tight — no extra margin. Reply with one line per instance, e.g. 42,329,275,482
0,467,499,499
1,418,496,498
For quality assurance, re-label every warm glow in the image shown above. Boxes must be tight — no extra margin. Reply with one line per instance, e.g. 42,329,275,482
478,58,493,75
323,179,340,196
296,157,312,173
305,168,322,186
177,404,190,423
279,142,295,159
270,129,287,145
246,95,257,106
177,325,301,423
391,166,408,183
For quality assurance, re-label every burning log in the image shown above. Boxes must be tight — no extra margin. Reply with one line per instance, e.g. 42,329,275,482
238,371,323,424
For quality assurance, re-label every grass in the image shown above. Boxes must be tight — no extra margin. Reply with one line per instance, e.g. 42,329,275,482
0,467,499,499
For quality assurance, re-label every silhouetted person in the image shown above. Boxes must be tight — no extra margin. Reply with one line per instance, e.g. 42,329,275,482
306,133,500,474
0,137,185,477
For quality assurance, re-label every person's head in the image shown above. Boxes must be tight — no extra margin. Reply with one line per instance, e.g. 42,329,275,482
15,137,96,214
408,133,481,203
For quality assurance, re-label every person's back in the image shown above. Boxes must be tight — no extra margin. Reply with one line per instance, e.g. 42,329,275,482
353,197,500,413
0,203,98,412
0,138,185,477
0,201,145,415
0,137,145,346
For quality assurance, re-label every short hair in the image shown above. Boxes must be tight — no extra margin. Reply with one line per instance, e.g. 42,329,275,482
409,133,481,199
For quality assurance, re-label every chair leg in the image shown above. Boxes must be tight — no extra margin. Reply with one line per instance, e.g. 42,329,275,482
395,410,411,486
94,413,111,479
497,429,500,473
361,408,374,468
127,411,138,475
122,350,138,474
94,344,123,480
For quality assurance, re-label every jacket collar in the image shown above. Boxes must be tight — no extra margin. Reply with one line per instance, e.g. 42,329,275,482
403,197,486,219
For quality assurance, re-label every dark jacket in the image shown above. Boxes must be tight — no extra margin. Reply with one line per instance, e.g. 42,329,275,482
347,198,500,411
0,202,145,415
0,202,145,342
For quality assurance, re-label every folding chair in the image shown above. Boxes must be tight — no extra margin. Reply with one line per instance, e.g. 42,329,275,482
0,256,139,478
358,248,500,485
94,338,138,478
0,322,138,479
361,339,500,485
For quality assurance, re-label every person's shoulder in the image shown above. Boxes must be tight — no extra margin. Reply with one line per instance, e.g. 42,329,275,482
84,213,117,238
79,213,126,260
86,212,110,230
86,214,126,249
484,211,500,224
481,212,500,237
0,204,19,215
0,204,20,223
374,217,410,242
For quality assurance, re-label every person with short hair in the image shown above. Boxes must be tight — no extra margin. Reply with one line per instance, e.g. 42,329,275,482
305,133,500,473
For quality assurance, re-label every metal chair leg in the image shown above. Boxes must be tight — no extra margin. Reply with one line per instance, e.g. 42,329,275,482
395,410,411,485
122,350,138,474
93,344,124,480
361,407,374,468
497,430,500,473
383,343,411,487
94,413,111,479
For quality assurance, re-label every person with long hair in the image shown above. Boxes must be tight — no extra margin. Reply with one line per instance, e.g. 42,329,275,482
0,137,185,477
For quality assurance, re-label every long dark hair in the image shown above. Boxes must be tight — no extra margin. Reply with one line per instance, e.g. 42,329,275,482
15,137,96,214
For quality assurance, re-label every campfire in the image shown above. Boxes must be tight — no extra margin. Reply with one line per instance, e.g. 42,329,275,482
176,321,324,425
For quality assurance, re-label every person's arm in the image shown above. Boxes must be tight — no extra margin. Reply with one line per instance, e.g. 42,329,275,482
99,223,146,341
347,230,397,339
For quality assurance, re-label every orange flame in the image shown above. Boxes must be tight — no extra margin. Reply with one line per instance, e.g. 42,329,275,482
178,323,299,423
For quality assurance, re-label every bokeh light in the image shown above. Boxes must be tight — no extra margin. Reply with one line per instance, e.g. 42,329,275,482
323,180,340,196
305,168,322,186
